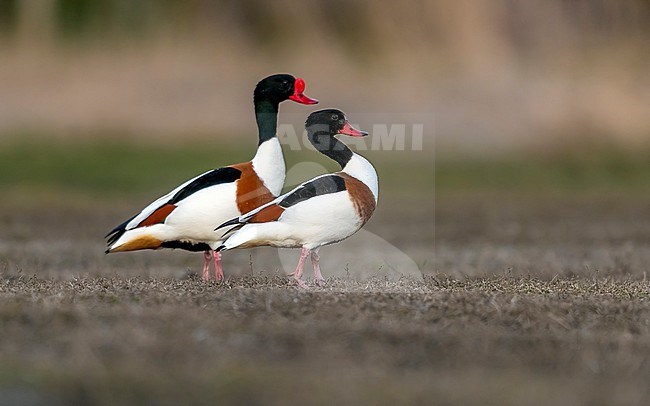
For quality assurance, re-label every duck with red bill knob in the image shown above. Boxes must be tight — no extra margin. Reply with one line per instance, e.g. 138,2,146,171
216,109,378,288
105,74,318,282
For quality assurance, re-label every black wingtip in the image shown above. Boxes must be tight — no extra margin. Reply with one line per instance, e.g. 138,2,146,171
106,231,122,247
216,244,226,252
215,218,240,231
220,222,246,238
105,214,137,245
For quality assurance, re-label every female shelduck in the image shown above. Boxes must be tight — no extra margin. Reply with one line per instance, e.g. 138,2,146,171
105,74,318,282
216,109,378,287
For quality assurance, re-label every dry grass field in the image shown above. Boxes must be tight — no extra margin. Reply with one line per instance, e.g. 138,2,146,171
2,273,650,405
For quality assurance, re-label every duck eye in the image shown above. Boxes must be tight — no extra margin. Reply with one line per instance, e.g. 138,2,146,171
331,114,339,121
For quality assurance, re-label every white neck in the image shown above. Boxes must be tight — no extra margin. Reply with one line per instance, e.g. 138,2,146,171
251,138,286,196
342,153,379,202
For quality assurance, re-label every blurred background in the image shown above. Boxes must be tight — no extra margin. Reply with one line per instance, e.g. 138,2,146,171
0,0,648,146
1,0,649,278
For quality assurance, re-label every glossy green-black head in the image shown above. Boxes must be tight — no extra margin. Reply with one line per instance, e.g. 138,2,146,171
254,74,319,105
305,109,368,138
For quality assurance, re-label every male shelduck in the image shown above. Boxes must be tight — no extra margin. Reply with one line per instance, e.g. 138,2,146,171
216,109,378,287
105,74,318,281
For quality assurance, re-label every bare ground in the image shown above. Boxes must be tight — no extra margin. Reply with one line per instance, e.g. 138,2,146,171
1,195,650,405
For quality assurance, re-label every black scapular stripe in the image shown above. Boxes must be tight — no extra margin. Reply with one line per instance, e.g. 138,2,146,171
170,167,242,204
279,175,346,208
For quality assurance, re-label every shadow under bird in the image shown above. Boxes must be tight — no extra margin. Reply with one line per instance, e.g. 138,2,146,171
216,109,378,287
105,74,318,281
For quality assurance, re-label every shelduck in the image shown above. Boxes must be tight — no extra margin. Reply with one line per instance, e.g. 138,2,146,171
216,109,378,287
105,74,318,281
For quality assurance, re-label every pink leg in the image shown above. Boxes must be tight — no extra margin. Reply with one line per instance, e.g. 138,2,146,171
311,249,325,286
202,251,211,282
290,247,310,288
212,251,224,282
